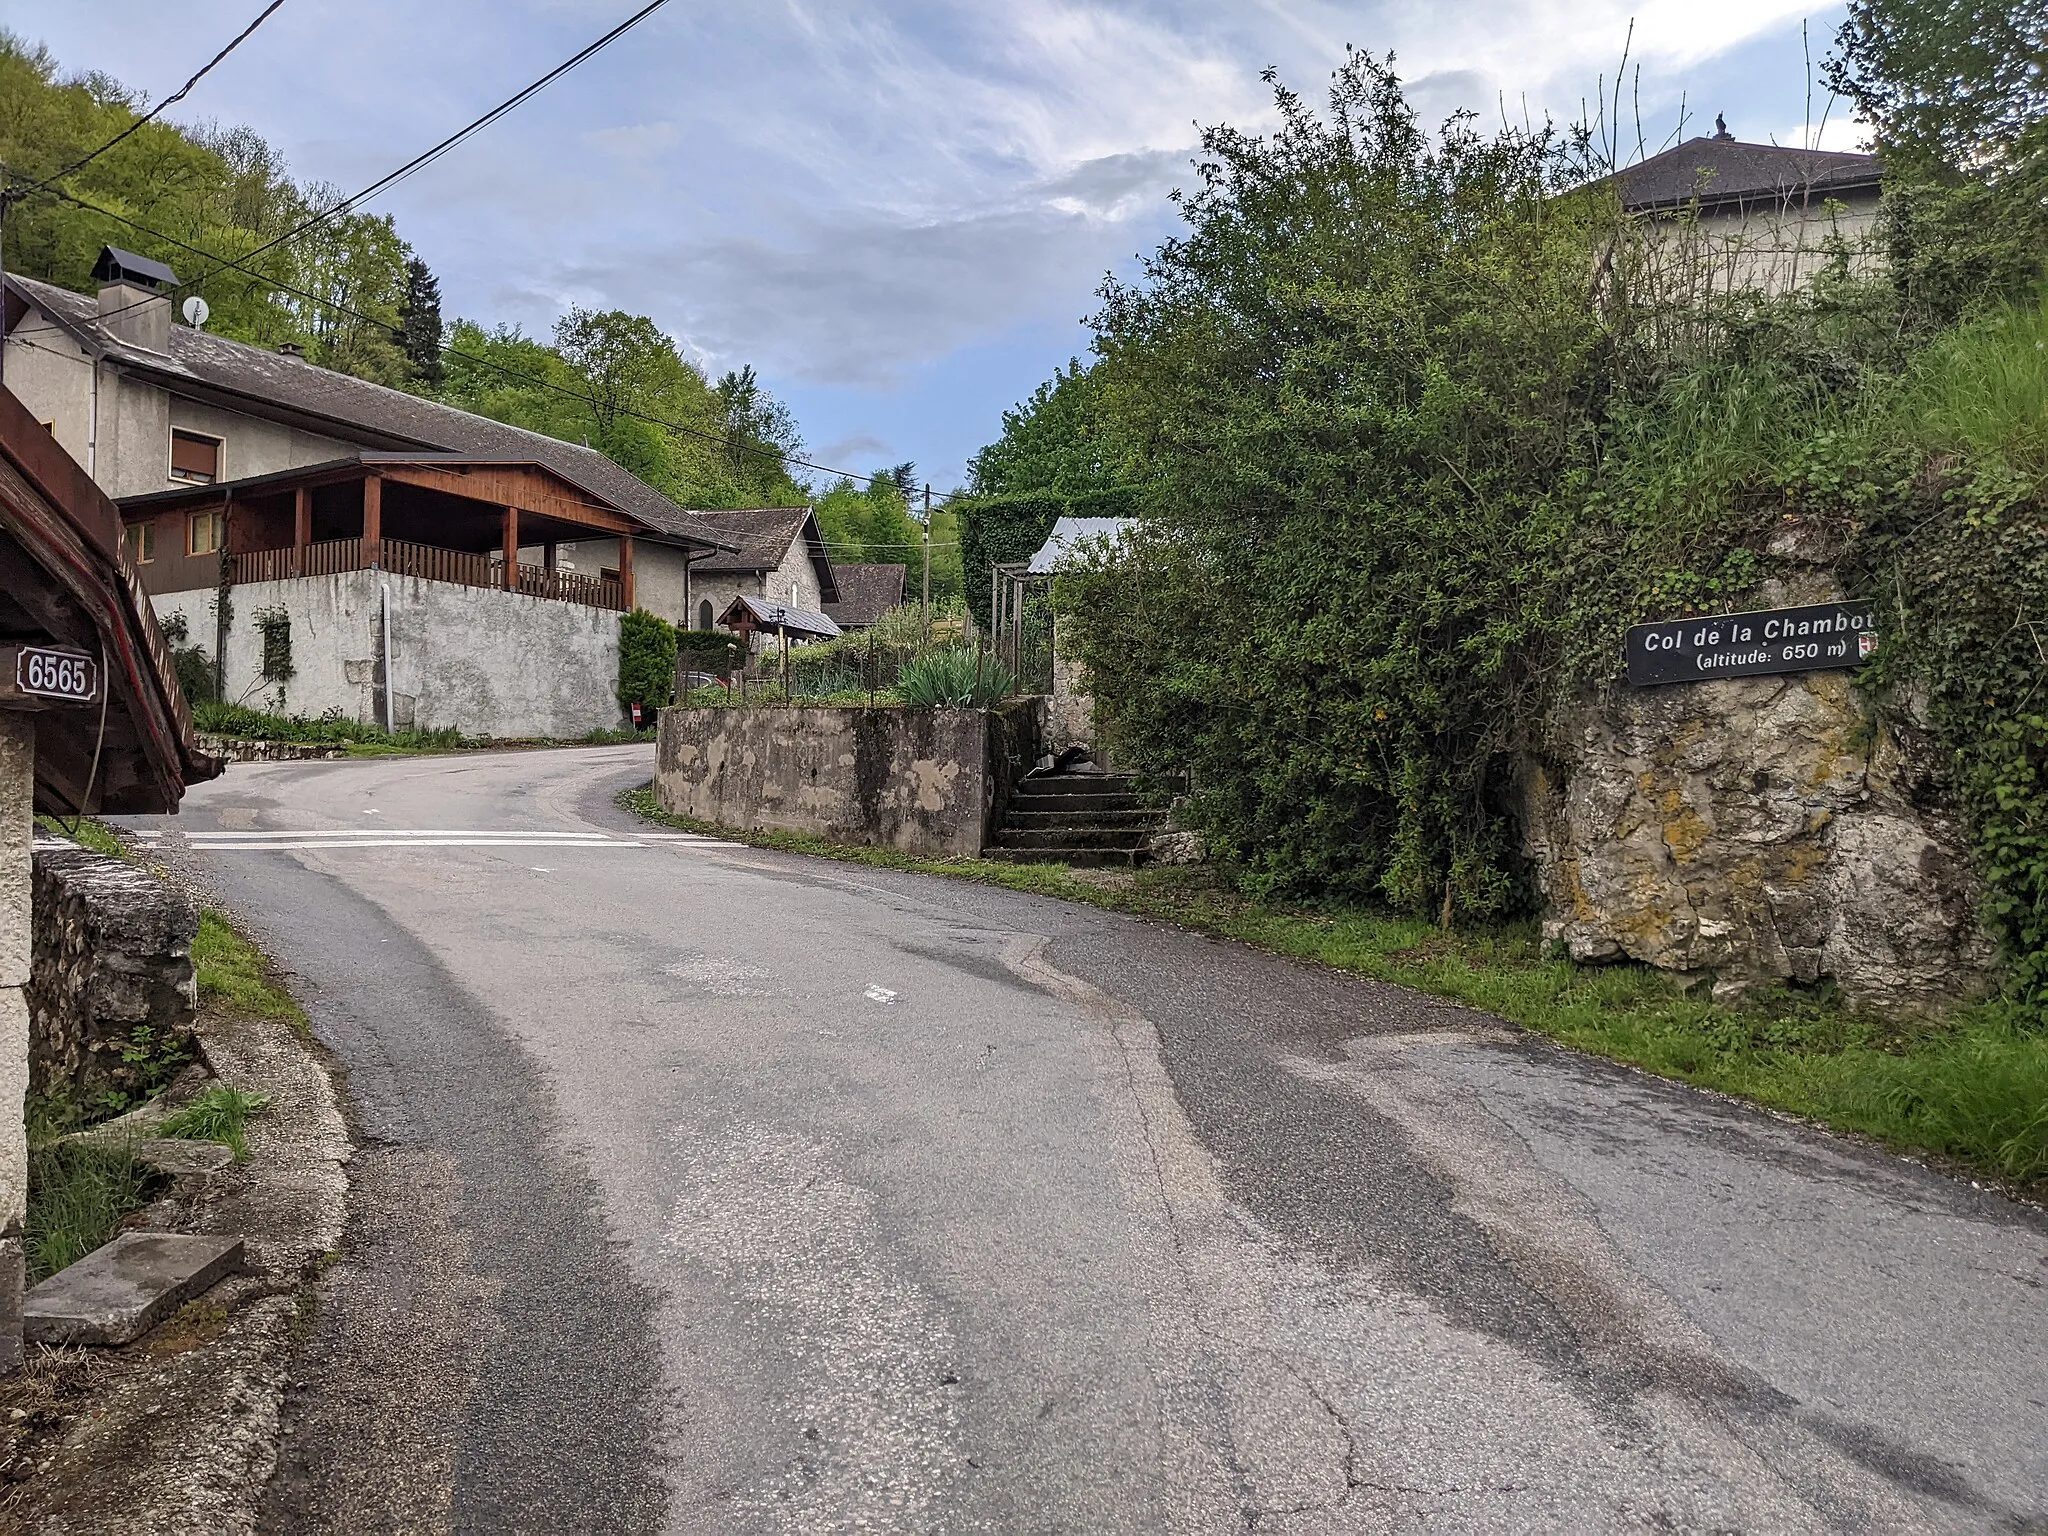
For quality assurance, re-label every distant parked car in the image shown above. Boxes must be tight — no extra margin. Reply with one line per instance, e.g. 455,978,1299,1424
679,671,723,691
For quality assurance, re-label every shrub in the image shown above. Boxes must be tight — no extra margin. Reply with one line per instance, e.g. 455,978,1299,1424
896,647,1018,707
618,608,678,711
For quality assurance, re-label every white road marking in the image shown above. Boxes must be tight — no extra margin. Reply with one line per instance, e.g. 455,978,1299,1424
182,838,647,852
179,828,615,841
864,984,897,1004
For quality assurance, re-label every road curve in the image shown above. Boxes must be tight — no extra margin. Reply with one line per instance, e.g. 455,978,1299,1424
126,745,2048,1534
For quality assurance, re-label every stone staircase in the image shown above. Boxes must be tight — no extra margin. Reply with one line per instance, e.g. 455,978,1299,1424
984,772,1167,868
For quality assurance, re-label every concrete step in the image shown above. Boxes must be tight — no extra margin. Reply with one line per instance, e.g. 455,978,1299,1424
24,1231,245,1347
984,845,1147,869
1005,790,1145,815
1001,808,1166,831
991,827,1154,851
1012,774,1144,799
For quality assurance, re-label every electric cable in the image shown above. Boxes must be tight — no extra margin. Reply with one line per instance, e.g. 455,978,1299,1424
11,1,290,201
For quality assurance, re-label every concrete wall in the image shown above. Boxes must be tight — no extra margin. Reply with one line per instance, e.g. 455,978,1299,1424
1641,194,1882,297
155,570,626,740
656,701,1042,856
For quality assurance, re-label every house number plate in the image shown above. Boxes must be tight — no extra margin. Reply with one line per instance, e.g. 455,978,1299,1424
13,645,100,704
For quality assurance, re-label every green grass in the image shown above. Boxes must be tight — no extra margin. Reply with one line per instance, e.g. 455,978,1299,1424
160,1085,270,1160
24,1143,163,1283
33,814,127,859
193,911,306,1025
620,786,2048,1190
194,699,469,751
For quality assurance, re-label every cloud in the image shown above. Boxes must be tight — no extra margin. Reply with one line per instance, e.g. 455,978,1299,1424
815,433,894,465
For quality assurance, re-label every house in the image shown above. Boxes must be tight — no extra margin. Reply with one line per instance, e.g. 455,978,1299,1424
0,249,737,737
1605,131,1885,295
0,380,218,1370
823,563,907,632
682,507,838,635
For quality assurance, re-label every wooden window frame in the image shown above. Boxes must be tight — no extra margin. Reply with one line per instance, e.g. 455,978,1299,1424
187,509,224,558
125,520,156,565
168,428,223,486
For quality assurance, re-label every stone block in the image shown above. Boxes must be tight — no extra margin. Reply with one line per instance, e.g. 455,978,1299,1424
23,1232,244,1347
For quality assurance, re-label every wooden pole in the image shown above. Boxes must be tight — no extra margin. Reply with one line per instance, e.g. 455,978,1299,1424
292,485,311,577
361,474,382,569
502,506,519,592
921,483,931,641
618,534,635,611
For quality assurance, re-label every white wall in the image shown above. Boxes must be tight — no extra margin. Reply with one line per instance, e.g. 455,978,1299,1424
156,571,626,740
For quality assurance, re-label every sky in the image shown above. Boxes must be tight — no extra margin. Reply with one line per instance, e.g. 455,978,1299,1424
5,0,1861,492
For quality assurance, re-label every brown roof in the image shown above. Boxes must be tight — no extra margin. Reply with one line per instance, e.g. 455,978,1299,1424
1606,137,1883,214
6,274,731,549
688,507,838,603
823,563,906,629
0,384,217,812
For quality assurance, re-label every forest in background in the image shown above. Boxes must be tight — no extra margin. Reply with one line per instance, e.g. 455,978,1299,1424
0,31,961,603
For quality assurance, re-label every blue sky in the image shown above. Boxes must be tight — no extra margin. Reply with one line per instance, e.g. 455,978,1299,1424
7,0,1858,492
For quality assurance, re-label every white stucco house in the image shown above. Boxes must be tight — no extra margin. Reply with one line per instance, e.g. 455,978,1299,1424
0,248,740,737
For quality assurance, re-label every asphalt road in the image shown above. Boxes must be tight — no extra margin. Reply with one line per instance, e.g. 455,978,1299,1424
127,745,2048,1534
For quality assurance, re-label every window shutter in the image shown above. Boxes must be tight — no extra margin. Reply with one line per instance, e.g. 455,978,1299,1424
170,431,220,483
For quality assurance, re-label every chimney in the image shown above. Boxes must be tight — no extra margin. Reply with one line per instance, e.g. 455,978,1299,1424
91,246,176,354
277,342,304,358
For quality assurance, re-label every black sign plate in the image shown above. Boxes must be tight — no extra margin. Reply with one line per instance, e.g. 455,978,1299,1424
12,645,100,704
1626,602,1879,687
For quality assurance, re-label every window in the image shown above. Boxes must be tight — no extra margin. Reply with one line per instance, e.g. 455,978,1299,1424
124,520,156,565
187,510,224,557
169,429,221,485
698,599,714,629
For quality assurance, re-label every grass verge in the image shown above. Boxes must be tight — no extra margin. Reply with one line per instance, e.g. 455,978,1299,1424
193,911,306,1026
160,1086,270,1161
23,1144,164,1283
620,785,2048,1192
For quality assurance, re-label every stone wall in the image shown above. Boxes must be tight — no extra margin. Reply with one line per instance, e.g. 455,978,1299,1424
27,841,199,1106
1521,667,1999,1016
656,700,1044,857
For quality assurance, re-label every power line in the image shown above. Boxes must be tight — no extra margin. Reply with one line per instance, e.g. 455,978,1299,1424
10,1,290,201
149,0,676,309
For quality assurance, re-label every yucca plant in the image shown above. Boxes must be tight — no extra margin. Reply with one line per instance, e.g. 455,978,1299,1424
895,647,1018,708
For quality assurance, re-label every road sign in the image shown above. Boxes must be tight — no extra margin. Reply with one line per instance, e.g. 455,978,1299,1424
1625,602,1878,687
1,644,101,705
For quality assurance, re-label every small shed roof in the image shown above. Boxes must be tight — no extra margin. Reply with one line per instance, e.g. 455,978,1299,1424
719,593,842,640
1027,517,1135,575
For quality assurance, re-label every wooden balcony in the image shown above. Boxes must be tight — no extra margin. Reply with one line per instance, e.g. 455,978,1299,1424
228,537,626,611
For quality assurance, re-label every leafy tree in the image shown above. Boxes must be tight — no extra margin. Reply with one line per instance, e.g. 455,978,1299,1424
400,256,445,387
969,361,1130,498
1827,0,2048,174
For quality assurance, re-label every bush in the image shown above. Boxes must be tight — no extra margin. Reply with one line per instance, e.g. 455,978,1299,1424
896,647,1018,707
959,494,1063,629
618,608,678,711
192,699,466,749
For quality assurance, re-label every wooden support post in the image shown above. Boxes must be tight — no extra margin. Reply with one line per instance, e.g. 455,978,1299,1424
618,535,635,611
502,506,519,592
543,542,557,573
361,474,382,568
292,486,311,577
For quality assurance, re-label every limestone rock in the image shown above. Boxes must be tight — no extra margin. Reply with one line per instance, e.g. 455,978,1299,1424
1522,672,1998,1015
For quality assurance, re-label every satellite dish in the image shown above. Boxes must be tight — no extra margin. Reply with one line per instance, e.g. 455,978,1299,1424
180,296,210,329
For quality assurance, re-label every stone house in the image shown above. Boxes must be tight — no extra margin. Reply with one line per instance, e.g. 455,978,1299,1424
1608,132,1884,294
0,248,736,737
682,508,838,637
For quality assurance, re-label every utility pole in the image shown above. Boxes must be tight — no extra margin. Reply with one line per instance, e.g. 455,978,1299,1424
921,483,931,641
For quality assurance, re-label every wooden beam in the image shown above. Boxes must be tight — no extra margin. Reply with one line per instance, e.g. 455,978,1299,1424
618,535,635,611
292,485,311,576
502,506,519,592
374,461,639,537
362,474,382,567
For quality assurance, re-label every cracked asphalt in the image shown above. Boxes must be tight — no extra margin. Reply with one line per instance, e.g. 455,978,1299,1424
127,744,2048,1533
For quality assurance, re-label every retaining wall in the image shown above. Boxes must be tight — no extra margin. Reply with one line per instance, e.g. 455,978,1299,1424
655,700,1044,857
154,570,625,740
28,840,198,1106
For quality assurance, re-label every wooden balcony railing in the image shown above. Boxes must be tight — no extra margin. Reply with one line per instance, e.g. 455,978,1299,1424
227,537,626,611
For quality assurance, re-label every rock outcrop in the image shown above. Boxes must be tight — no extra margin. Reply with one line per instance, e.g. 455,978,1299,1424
1522,666,1999,1015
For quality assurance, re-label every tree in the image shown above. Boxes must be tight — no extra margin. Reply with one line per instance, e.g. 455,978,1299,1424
400,256,445,388
968,361,1130,498
1828,0,2048,174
